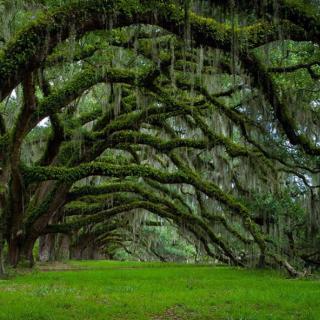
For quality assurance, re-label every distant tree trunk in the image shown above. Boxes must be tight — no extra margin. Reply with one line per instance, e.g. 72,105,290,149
257,253,266,269
0,184,6,275
71,245,82,260
88,245,94,260
0,235,5,275
81,246,90,260
93,249,104,260
39,234,56,262
56,234,70,260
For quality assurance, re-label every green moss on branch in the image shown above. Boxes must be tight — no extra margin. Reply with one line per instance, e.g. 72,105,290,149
21,162,188,185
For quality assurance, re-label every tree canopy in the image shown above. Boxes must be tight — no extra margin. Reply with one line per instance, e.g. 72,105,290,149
0,0,320,276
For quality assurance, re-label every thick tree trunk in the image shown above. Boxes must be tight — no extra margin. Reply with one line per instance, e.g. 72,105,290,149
20,239,36,267
8,238,20,267
8,237,35,267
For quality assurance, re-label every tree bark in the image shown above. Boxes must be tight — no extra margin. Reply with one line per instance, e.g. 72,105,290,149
257,254,266,269
70,246,82,260
39,234,56,262
56,234,70,260
8,236,36,268
8,237,20,267
20,239,36,267
0,236,5,275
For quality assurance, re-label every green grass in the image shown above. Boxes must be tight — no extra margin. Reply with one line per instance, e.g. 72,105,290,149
0,260,319,320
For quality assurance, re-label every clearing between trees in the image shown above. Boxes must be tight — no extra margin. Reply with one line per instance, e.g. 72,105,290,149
0,261,319,320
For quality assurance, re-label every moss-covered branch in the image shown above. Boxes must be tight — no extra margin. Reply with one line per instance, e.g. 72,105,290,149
241,52,320,156
0,0,306,101
231,0,320,45
168,152,267,255
29,66,154,133
22,162,187,185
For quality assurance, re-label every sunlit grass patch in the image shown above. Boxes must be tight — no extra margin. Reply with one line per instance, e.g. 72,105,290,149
0,261,319,320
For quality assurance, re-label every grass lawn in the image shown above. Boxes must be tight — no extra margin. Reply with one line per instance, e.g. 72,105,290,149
0,260,319,320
